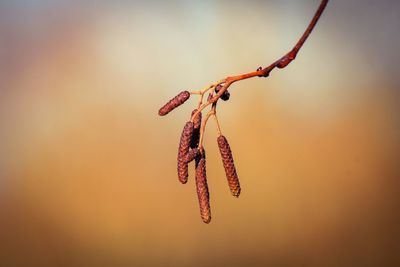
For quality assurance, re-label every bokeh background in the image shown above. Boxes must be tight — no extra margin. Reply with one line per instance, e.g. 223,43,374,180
1,1,399,266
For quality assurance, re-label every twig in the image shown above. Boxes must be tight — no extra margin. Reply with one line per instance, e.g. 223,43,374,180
191,0,329,122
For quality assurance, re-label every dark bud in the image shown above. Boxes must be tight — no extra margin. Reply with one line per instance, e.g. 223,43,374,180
215,85,230,101
177,121,194,184
158,91,190,116
217,135,241,197
257,66,263,77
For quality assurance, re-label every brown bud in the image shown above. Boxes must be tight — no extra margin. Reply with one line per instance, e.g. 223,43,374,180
177,121,194,184
158,91,190,116
184,148,199,163
190,109,202,149
195,150,211,223
217,135,241,197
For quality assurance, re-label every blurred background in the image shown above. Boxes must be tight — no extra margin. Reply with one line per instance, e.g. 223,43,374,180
0,0,399,266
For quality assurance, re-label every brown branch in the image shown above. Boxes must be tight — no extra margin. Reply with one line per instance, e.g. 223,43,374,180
276,0,329,69
191,0,329,122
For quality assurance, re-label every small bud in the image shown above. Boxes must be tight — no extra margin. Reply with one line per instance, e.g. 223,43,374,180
277,52,296,69
195,149,211,223
215,85,230,101
158,91,190,116
177,121,194,184
217,135,241,197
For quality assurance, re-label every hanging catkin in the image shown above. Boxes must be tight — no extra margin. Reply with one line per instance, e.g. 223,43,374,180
195,150,211,223
217,135,241,197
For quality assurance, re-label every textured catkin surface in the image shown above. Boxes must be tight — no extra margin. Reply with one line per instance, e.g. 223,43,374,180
158,91,190,116
190,109,202,149
177,121,194,184
184,148,198,163
217,135,241,197
195,150,211,224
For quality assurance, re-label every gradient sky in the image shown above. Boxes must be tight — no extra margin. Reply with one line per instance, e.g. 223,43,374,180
1,1,400,267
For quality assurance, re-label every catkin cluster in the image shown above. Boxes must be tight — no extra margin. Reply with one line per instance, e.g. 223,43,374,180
158,90,241,224
157,0,329,223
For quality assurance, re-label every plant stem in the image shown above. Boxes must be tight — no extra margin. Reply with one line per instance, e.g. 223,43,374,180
191,0,329,152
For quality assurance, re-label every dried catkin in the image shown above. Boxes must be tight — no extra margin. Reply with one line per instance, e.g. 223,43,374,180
177,121,194,184
195,150,211,223
158,91,190,116
190,109,202,149
217,135,241,197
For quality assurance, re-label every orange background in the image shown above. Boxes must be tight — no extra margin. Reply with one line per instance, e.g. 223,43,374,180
1,1,399,266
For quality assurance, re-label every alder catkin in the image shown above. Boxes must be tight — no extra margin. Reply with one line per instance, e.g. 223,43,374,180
217,135,241,197
158,91,190,116
177,121,194,184
190,109,202,149
195,150,211,224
